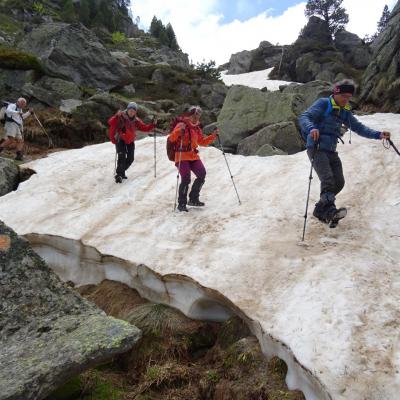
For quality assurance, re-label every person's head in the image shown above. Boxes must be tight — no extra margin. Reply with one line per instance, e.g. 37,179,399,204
126,102,138,118
186,105,202,123
332,80,355,107
17,97,27,109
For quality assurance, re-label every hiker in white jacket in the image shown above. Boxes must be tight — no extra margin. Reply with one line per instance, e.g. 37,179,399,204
0,97,33,161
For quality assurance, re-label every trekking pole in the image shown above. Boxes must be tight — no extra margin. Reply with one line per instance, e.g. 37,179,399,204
216,135,241,205
173,134,184,211
33,112,54,148
384,138,400,156
114,147,117,176
302,144,318,242
154,129,157,178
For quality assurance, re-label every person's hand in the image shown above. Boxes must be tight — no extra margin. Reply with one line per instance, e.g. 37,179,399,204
310,129,320,141
29,108,34,113
213,128,220,136
116,110,123,117
380,131,391,140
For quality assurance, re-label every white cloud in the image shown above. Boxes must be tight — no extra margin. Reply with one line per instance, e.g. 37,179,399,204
343,0,397,38
132,0,397,66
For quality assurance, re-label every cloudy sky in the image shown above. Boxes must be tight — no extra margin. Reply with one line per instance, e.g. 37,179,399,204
132,0,397,66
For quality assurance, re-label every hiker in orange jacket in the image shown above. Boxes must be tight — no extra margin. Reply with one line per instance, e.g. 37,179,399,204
108,102,156,183
169,106,219,212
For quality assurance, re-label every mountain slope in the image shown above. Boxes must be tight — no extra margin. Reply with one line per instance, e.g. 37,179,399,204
0,113,399,399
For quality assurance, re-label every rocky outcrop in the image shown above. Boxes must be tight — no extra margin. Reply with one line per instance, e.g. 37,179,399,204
0,158,19,196
335,30,372,69
217,80,332,154
22,76,82,108
227,41,284,74
18,23,132,90
148,46,190,69
0,221,141,400
359,1,400,112
198,82,228,110
237,122,302,156
227,50,253,74
270,17,369,84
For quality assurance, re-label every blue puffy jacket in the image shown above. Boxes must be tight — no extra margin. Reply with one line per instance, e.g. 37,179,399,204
298,96,381,152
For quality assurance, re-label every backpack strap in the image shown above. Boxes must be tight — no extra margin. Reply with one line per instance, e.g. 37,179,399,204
323,98,333,118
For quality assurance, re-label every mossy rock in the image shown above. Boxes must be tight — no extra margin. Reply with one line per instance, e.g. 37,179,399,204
0,13,22,34
0,45,43,71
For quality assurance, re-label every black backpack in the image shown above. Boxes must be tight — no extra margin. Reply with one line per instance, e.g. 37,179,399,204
0,101,10,125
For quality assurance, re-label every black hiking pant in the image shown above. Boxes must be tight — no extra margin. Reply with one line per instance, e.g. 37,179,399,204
307,148,345,221
116,140,135,176
307,148,345,196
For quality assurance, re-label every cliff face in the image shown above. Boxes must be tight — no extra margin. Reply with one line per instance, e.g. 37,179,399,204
359,1,400,112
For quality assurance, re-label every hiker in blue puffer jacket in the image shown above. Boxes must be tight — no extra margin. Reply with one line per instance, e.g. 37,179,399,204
298,80,391,223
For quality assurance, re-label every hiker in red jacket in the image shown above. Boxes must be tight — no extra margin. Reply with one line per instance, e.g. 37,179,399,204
169,106,219,212
108,102,156,183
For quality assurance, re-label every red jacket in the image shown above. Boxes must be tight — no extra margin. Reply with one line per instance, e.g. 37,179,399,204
169,117,217,163
108,113,156,144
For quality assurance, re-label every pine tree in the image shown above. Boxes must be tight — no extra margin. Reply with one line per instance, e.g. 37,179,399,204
150,16,161,37
88,0,97,20
166,23,180,50
61,0,76,23
377,5,391,34
79,0,91,27
95,0,116,32
305,0,349,36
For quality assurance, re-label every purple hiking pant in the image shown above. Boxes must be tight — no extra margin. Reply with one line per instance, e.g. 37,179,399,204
176,160,206,185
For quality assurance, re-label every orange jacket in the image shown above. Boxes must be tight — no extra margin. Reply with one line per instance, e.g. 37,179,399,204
108,113,155,144
169,118,217,163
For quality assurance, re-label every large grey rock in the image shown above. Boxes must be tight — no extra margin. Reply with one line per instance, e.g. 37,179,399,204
217,85,304,151
227,49,253,74
0,158,18,196
19,23,132,90
0,221,141,400
256,144,287,157
282,80,333,109
59,99,83,114
227,41,284,74
148,46,190,69
72,92,126,130
237,122,302,156
360,1,400,112
22,77,82,108
335,30,372,69
0,69,37,99
198,82,228,110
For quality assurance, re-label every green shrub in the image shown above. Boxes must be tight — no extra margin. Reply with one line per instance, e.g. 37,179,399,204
111,31,126,44
33,2,45,15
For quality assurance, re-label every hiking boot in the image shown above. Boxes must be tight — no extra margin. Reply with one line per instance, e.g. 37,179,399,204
178,182,189,210
189,178,205,205
15,151,23,161
115,174,123,183
121,173,127,179
177,203,189,212
188,199,205,207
